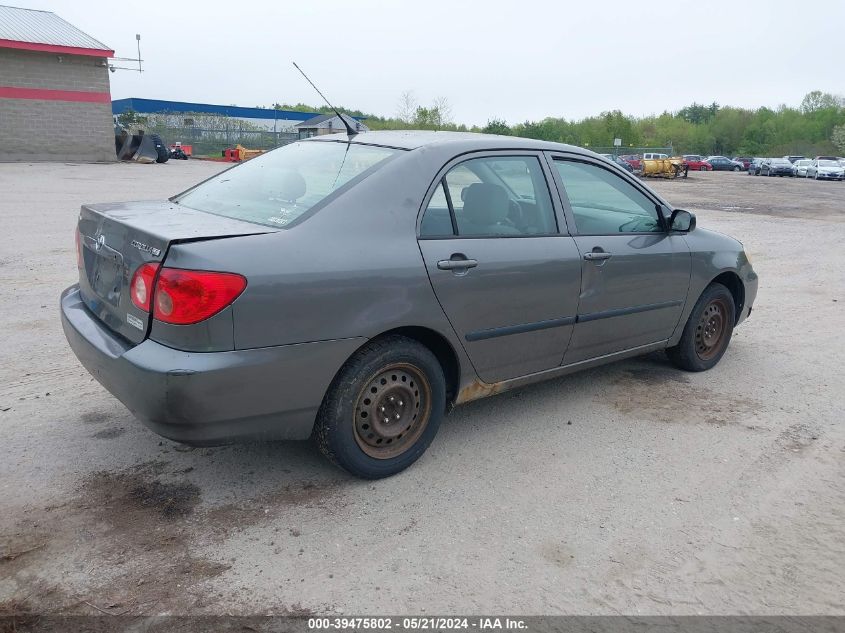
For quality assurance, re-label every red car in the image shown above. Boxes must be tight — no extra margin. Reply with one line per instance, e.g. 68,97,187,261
683,155,713,171
619,154,642,170
733,156,752,170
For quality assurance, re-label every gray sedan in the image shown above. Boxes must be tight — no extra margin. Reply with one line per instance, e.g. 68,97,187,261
61,131,758,478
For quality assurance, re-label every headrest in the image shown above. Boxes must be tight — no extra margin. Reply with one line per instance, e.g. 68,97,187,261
462,183,509,225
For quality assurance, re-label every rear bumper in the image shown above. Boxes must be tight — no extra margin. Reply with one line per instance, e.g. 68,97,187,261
61,285,365,444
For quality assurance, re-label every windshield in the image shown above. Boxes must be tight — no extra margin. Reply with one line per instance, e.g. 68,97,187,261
175,141,399,228
818,160,839,167
772,159,791,165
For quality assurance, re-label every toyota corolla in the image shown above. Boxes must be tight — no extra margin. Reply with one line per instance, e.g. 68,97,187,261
61,131,758,478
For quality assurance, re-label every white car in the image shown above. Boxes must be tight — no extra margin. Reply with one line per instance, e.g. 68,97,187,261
806,159,845,181
642,152,668,160
792,159,813,177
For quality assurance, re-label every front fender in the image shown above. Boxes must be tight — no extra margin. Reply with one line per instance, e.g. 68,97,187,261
668,229,758,345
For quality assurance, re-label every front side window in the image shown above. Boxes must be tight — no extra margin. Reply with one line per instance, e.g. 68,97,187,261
420,155,557,237
176,141,398,228
554,160,662,235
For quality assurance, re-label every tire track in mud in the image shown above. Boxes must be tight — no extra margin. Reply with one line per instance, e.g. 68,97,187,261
1,460,346,615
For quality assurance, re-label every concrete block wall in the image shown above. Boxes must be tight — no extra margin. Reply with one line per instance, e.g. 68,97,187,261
0,49,116,162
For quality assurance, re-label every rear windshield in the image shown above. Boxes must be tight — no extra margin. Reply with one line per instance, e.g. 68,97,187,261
175,141,399,228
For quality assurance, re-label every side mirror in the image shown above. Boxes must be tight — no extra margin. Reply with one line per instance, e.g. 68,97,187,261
669,209,696,232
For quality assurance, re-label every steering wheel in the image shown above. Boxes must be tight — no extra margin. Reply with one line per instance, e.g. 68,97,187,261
506,198,525,229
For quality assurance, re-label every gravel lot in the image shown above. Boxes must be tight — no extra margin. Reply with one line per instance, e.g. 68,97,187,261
1,162,843,616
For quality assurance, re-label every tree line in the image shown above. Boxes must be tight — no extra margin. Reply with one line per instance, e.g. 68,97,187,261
273,90,845,157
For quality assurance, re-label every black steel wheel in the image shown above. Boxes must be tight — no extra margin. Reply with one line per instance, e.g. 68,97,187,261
693,297,731,362
314,335,445,479
667,283,736,372
353,363,431,460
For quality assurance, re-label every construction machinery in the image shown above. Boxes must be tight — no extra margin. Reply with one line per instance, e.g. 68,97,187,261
114,123,169,164
223,144,265,162
641,156,688,179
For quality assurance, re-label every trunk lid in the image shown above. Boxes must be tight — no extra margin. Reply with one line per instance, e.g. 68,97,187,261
77,200,276,344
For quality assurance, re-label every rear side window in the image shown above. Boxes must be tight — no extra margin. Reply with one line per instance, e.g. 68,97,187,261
175,141,398,228
420,155,557,237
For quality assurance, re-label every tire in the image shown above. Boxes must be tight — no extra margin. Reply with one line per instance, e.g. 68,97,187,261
149,134,169,163
313,335,446,479
733,165,741,171
667,283,736,372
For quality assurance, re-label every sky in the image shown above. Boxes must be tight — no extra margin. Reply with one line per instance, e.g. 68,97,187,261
12,0,845,125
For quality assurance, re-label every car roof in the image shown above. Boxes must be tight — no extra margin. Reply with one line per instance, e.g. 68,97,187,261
305,129,584,154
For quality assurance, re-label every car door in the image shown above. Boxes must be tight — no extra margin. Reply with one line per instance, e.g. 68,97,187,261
548,155,692,364
417,152,581,383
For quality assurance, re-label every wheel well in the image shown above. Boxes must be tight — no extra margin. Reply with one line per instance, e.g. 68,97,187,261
711,272,744,324
372,327,460,405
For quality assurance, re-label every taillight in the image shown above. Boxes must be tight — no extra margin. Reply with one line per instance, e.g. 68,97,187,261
153,268,246,325
130,262,160,311
75,229,83,269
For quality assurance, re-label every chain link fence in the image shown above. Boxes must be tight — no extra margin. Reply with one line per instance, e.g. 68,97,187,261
141,125,299,156
122,113,300,156
591,146,675,157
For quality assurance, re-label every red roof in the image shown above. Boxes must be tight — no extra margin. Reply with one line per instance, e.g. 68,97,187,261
0,5,113,57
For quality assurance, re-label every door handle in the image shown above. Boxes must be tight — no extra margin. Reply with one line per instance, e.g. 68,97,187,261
583,251,612,261
437,258,478,270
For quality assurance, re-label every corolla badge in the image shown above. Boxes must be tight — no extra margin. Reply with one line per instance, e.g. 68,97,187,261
130,240,162,257
95,234,106,251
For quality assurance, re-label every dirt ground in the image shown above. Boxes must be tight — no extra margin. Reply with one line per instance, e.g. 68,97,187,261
0,162,843,617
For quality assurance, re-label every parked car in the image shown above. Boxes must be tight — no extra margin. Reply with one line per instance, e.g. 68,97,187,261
783,155,806,164
599,154,635,173
705,156,744,171
747,158,765,176
806,159,845,180
760,158,794,177
642,152,668,160
619,154,642,170
682,155,713,171
792,159,813,177
732,157,752,170
61,131,758,478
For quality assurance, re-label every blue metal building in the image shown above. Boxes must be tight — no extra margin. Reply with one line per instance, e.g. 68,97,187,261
112,98,325,132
